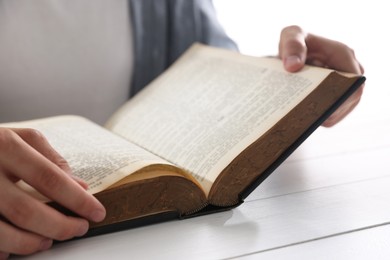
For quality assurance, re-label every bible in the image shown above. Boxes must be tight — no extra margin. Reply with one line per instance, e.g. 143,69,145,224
2,43,365,236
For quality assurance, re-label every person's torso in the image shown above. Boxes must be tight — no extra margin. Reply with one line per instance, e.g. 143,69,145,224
0,0,133,124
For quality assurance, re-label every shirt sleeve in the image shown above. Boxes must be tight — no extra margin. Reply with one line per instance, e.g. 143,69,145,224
129,0,238,96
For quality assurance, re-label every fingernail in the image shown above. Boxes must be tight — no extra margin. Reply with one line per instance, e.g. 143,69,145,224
76,221,89,237
285,55,301,68
40,239,53,251
90,209,106,222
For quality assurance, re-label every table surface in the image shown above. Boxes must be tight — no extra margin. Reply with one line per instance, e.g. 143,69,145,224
15,1,390,259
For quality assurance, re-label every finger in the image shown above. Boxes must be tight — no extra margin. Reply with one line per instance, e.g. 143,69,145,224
0,252,10,259
322,85,364,127
0,176,89,241
68,175,89,190
0,129,105,222
301,34,365,126
0,219,52,256
359,63,365,74
10,128,72,174
10,128,88,189
279,25,307,72
304,33,363,74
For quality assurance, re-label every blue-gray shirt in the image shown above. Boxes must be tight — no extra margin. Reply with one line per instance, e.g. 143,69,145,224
129,0,238,96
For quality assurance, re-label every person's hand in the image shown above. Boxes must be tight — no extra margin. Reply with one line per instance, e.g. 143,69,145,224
0,128,106,259
278,25,365,127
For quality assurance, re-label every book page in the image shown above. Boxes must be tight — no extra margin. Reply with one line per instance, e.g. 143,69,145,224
1,115,173,195
106,44,332,194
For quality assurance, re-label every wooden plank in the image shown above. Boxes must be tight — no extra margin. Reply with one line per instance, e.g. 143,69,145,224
248,146,390,200
237,224,390,260
286,120,390,162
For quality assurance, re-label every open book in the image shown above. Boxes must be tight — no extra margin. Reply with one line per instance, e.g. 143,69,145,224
2,44,365,235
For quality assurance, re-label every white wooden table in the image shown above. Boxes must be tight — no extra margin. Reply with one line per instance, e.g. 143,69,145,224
16,1,390,259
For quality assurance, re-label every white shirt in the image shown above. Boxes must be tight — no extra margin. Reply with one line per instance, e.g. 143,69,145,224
0,0,133,124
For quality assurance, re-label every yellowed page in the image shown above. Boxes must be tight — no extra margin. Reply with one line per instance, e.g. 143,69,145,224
106,44,332,195
1,115,172,195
